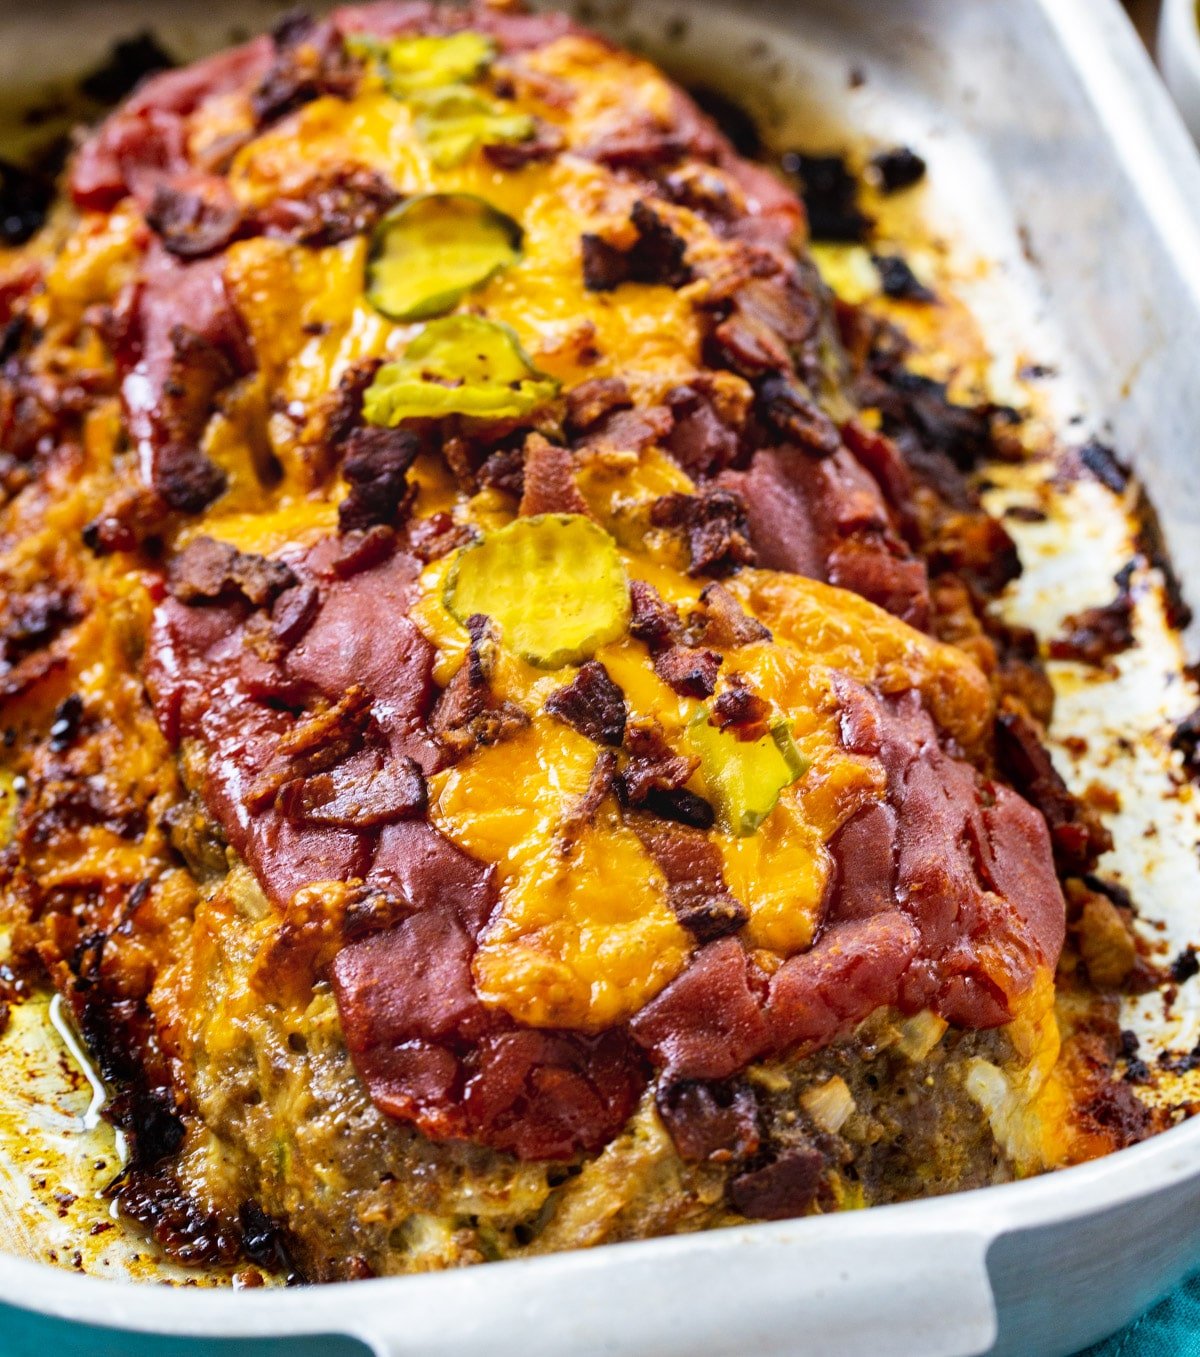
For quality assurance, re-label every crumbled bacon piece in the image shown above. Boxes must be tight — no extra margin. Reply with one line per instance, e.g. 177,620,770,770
711,678,772,742
664,383,741,479
618,721,713,827
243,686,373,814
278,751,427,828
483,120,564,169
690,582,770,649
168,535,297,607
650,488,756,577
545,661,627,746
254,165,398,246
559,749,618,846
408,513,475,564
431,615,529,759
629,579,684,652
145,177,244,259
252,11,360,125
636,820,747,942
270,581,320,646
565,377,632,434
581,200,693,292
575,405,673,458
328,525,397,578
337,427,421,534
757,373,841,456
653,645,722,699
518,434,591,518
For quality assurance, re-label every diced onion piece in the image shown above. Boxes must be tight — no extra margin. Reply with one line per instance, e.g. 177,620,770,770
412,85,535,168
895,1009,948,1062
445,514,630,668
688,709,810,836
800,1076,855,1134
366,194,523,322
363,315,559,425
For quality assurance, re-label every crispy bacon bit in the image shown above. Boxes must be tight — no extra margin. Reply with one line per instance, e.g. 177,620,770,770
560,749,618,846
518,434,592,518
155,322,239,512
244,685,372,813
254,165,398,246
691,582,770,648
711,677,772,742
580,234,628,292
317,357,382,462
656,1079,760,1163
1048,564,1136,666
757,373,841,456
710,271,821,377
575,404,674,458
278,751,427,828
664,383,741,478
328,524,397,578
650,488,755,577
728,1146,827,1220
337,427,421,534
629,579,684,652
408,512,475,564
653,644,722,699
252,11,360,126
994,700,1112,876
483,119,564,169
270,582,320,647
169,535,297,607
581,200,693,292
637,820,747,942
431,615,529,759
565,377,632,434
545,661,627,746
618,721,714,828
145,177,243,258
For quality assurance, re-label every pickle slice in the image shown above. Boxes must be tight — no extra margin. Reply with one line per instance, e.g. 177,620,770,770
445,514,630,668
372,31,496,96
366,194,523,322
363,315,559,425
688,708,810,836
412,85,536,169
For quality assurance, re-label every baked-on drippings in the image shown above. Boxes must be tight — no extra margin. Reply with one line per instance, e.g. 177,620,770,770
0,0,1145,1281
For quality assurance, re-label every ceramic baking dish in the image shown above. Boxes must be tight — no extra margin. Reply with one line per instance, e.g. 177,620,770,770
4,0,1200,1351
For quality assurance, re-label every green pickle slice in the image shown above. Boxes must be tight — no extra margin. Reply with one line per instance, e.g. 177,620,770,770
445,514,630,668
363,315,559,424
412,85,536,168
689,707,810,836
366,194,523,322
374,32,496,96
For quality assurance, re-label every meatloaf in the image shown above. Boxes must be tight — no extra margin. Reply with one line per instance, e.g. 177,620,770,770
0,0,1148,1281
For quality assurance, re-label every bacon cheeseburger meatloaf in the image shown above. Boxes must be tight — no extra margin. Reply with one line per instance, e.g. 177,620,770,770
0,1,1151,1281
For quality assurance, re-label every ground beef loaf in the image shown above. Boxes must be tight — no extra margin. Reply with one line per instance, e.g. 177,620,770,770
0,0,1148,1282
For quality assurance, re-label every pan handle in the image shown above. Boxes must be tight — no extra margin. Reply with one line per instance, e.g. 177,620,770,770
351,1220,998,1357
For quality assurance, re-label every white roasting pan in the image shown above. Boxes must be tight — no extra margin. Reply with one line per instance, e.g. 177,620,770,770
4,0,1200,1353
